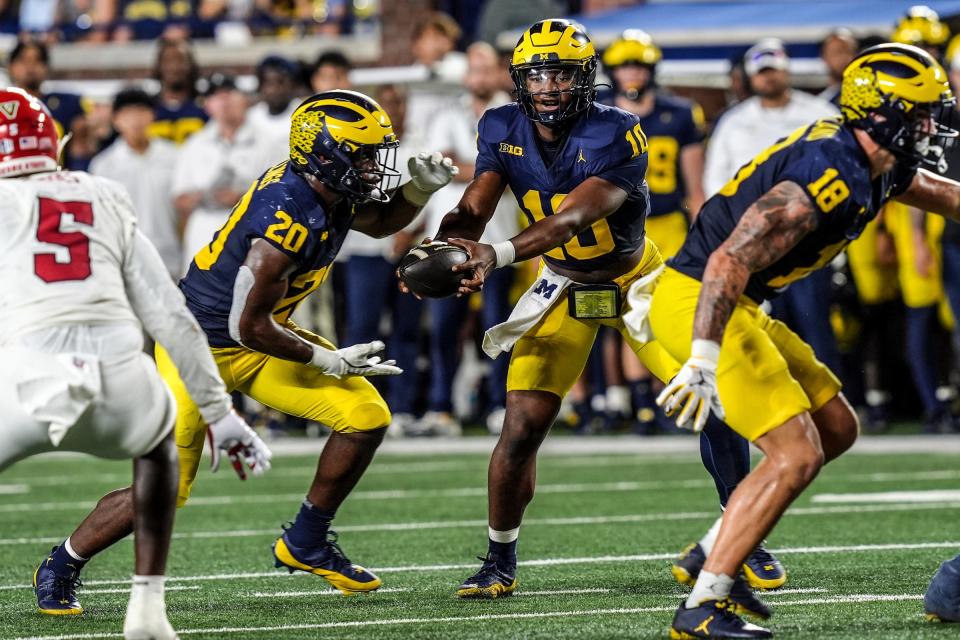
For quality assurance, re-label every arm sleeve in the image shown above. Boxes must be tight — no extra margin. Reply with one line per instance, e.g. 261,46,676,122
123,230,233,424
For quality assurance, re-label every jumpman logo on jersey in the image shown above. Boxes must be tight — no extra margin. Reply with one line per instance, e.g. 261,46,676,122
577,148,586,163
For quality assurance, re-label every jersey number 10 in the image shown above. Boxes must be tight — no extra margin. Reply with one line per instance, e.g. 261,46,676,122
34,197,94,283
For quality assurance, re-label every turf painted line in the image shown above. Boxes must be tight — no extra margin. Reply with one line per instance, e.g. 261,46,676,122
812,490,960,503
1,541,957,592
82,585,200,595
0,484,29,495
5,593,927,640
250,587,410,598
0,479,717,513
6,500,960,548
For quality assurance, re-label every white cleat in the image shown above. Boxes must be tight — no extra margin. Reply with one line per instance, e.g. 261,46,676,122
123,578,179,640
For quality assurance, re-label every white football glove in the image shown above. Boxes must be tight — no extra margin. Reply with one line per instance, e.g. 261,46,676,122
402,151,459,206
656,340,725,433
206,410,273,480
309,340,403,378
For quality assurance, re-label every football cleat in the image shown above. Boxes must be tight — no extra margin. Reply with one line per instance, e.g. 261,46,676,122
729,574,772,619
273,529,381,594
456,554,517,599
34,547,83,615
672,542,787,591
672,542,707,587
743,543,787,590
670,599,773,639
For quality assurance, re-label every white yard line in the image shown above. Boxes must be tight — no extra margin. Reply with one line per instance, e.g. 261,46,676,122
5,501,960,549
0,484,29,495
0,541,956,592
250,587,410,598
6,593,926,640
812,490,960,503
7,471,960,513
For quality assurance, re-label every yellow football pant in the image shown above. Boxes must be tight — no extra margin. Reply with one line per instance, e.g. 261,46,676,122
643,211,689,260
156,324,389,507
649,267,841,442
507,238,682,398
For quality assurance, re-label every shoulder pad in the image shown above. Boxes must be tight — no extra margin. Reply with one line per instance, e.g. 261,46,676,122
581,103,640,151
478,104,519,143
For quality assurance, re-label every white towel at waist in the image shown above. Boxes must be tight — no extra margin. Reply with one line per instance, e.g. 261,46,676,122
483,262,666,360
482,265,572,359
621,264,665,344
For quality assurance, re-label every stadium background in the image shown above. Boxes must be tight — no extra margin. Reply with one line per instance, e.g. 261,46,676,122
4,3,960,640
2,0,960,438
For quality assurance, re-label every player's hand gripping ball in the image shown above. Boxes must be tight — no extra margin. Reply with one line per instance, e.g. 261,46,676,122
398,241,472,298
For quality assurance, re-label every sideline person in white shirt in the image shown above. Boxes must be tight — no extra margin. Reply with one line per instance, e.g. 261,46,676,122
704,38,839,197
411,42,521,437
246,55,302,166
172,73,265,274
90,88,181,278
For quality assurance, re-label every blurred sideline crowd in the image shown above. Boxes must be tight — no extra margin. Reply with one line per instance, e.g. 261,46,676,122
5,5,960,438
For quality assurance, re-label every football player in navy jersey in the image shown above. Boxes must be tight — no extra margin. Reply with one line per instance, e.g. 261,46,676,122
599,32,786,588
35,90,458,602
652,44,960,637
407,20,766,614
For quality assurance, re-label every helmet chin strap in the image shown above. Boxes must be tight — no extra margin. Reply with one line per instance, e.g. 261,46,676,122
620,85,651,102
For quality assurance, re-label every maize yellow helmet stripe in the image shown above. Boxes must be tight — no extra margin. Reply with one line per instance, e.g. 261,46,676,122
512,19,596,66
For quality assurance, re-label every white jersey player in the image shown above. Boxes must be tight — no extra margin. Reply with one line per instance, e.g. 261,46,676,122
0,88,271,640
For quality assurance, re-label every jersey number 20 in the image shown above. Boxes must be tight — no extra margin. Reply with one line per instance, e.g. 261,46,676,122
34,197,94,283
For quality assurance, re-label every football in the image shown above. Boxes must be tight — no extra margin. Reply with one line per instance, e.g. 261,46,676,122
398,242,471,298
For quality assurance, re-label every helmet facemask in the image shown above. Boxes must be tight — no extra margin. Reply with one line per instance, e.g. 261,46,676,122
510,59,597,127
860,94,958,172
297,126,401,203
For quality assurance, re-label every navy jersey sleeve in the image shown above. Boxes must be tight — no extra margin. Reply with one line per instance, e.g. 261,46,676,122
590,113,649,195
474,109,507,176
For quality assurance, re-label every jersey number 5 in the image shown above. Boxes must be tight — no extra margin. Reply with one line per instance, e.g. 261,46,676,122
34,197,94,283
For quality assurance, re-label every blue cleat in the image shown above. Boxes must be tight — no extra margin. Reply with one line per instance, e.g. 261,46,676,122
670,599,773,639
456,554,517,599
672,542,787,591
672,542,707,587
34,546,83,615
273,529,381,594
743,543,787,590
925,554,960,622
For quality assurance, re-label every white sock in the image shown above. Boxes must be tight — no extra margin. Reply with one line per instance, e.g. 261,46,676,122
488,526,519,543
130,575,166,601
63,537,88,562
698,516,723,556
686,570,734,608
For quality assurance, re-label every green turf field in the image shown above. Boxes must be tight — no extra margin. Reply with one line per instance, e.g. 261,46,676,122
1,438,958,639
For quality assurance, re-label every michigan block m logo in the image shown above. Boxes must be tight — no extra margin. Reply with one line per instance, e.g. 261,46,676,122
534,279,558,299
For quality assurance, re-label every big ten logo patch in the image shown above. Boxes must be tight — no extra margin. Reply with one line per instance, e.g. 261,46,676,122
499,142,524,157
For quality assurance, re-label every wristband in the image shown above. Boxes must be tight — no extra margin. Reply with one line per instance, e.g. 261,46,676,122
491,240,516,268
690,339,721,369
401,181,433,207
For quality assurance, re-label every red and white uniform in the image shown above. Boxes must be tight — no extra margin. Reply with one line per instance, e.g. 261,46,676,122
0,170,232,469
